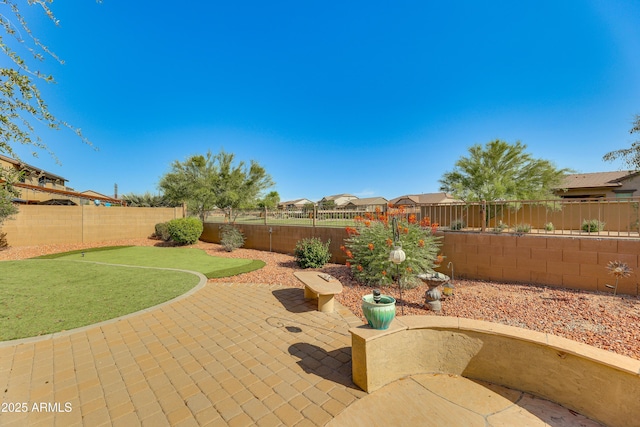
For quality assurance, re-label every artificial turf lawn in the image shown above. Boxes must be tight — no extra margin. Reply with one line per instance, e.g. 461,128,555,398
36,246,266,278
0,246,265,340
0,260,200,341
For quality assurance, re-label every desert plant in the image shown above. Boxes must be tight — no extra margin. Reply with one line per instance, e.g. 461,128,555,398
167,217,203,245
544,222,555,232
582,219,605,233
0,231,8,250
343,209,442,288
220,225,245,252
294,237,331,268
514,223,531,233
492,221,508,233
449,219,466,231
154,222,171,241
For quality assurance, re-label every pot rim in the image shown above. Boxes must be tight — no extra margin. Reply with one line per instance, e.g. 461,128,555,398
362,294,396,305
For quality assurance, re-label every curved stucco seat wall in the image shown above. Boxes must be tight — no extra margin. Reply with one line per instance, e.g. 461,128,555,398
350,316,640,427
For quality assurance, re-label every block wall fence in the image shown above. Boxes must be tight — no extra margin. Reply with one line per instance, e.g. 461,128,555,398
201,223,640,296
2,205,184,246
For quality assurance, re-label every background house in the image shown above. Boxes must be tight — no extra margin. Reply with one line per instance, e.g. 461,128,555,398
317,194,358,209
555,171,640,199
341,196,388,211
389,192,459,207
278,198,314,209
1,155,123,206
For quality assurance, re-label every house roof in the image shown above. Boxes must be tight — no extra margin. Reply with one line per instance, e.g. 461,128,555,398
558,171,639,189
389,192,459,205
319,194,357,201
343,197,388,206
81,190,114,199
279,198,313,206
0,154,67,182
14,183,124,205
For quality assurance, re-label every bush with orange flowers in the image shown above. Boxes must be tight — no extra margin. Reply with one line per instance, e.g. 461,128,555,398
342,207,443,288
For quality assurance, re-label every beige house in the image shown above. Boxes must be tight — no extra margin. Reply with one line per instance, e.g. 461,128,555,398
341,197,388,211
1,155,123,205
555,171,640,199
278,198,314,209
389,192,459,206
317,194,359,208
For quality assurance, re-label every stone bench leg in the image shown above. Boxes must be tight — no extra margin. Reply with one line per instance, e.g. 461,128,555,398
304,286,315,300
317,294,335,313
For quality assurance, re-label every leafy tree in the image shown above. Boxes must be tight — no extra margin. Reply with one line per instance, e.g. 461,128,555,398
1,1,92,160
603,114,640,170
319,200,336,210
439,140,570,228
440,140,569,202
159,149,274,221
257,191,280,209
1,1,96,240
121,192,180,207
0,166,19,222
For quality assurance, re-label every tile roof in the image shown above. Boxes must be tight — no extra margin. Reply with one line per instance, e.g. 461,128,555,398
558,171,638,189
344,197,388,206
0,154,67,182
388,192,459,205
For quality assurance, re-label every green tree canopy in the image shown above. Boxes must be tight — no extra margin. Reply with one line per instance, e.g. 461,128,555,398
159,149,274,221
0,166,19,224
439,140,570,202
603,114,640,170
1,1,92,160
1,1,97,231
121,192,181,208
257,191,280,209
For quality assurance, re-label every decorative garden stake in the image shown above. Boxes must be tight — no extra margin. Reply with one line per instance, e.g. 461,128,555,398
605,260,632,296
389,217,406,314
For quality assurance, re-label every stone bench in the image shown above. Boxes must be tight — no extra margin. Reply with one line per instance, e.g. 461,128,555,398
350,316,640,427
294,271,343,313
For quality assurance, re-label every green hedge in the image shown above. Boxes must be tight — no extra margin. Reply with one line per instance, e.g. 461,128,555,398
167,217,203,245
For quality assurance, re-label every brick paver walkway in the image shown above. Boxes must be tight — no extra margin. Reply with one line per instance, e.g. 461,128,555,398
0,282,365,426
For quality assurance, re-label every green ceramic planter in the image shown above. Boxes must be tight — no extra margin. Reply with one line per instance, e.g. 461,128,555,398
362,294,396,330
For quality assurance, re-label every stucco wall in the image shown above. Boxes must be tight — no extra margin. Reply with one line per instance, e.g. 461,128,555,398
202,223,640,295
201,222,349,264
443,232,639,295
350,316,640,427
3,205,183,246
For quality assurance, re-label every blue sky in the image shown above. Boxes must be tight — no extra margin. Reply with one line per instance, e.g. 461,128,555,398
8,0,640,202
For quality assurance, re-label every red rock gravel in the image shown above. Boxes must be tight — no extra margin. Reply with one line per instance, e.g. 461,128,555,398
2,239,639,360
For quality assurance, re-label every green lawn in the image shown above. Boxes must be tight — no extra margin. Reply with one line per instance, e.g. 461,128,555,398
0,246,265,341
37,246,265,278
0,260,199,341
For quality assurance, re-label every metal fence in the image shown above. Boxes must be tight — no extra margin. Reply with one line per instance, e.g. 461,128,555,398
204,198,640,237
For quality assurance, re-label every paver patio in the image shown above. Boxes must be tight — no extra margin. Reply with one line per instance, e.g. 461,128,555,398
0,281,364,426
0,278,606,426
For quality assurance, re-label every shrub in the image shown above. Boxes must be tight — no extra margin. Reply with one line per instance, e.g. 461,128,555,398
294,237,331,268
449,219,466,231
220,225,245,252
582,219,605,233
167,217,203,245
492,221,508,233
514,223,531,233
343,209,442,288
154,222,171,241
544,222,555,232
0,231,8,251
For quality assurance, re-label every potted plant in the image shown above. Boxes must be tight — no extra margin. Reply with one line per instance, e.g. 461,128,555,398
361,290,396,330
